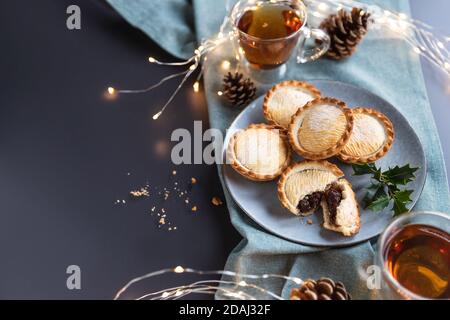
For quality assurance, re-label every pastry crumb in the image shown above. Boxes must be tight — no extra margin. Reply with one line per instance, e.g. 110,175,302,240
130,187,149,198
211,196,223,206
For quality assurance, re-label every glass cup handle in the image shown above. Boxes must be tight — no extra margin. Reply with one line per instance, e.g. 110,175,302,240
297,26,330,64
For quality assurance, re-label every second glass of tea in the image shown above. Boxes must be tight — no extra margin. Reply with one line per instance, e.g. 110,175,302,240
376,211,449,300
231,0,330,83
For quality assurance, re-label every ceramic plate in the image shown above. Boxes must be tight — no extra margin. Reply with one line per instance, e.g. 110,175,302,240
222,80,426,247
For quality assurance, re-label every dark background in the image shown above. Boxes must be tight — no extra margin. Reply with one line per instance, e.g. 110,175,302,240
0,0,241,299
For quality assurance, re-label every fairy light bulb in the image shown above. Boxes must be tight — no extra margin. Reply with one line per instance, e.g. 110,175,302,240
152,111,162,120
318,3,328,11
107,87,115,95
148,57,156,63
189,64,196,71
221,60,231,70
193,81,200,93
217,91,223,96
174,266,185,273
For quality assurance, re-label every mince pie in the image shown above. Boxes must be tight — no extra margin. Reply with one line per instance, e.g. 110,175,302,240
227,124,291,181
338,107,394,163
263,80,321,129
277,160,360,236
288,97,354,160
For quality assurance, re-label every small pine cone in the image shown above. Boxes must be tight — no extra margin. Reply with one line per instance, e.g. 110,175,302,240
290,278,352,300
320,7,371,60
222,72,256,107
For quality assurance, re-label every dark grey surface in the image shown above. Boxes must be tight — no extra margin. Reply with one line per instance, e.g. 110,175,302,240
0,0,448,299
0,0,241,299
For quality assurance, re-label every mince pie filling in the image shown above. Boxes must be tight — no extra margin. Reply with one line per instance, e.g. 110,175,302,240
297,183,343,219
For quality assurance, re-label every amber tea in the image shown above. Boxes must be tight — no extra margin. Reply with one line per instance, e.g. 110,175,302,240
236,3,303,69
385,224,449,299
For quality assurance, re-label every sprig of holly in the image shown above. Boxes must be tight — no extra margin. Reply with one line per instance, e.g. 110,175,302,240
352,163,419,216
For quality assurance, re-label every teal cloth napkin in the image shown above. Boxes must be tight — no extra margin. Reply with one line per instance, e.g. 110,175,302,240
107,0,450,299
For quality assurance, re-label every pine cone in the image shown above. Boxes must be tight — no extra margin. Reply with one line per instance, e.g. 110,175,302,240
290,278,352,300
320,7,371,60
222,72,256,107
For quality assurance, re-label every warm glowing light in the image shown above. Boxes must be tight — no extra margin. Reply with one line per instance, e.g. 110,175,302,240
161,292,170,298
194,49,200,55
217,91,223,96
218,32,224,39
398,13,407,20
174,266,185,273
239,281,247,287
318,3,328,11
198,45,205,51
293,277,302,285
107,87,115,95
189,64,197,71
175,290,184,297
148,57,156,63
152,111,162,120
221,60,231,70
384,10,391,16
193,81,200,93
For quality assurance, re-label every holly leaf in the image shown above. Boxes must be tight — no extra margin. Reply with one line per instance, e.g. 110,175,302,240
363,183,387,208
352,163,377,176
367,195,391,212
384,164,419,185
392,189,414,216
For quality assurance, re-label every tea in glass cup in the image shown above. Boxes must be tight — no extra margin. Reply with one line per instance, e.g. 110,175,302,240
231,0,330,83
377,211,450,299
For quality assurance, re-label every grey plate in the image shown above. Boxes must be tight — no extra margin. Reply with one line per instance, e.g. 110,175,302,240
222,80,426,247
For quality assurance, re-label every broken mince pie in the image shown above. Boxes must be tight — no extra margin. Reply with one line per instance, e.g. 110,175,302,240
338,107,394,163
278,160,360,236
288,97,354,160
263,80,321,129
227,124,291,181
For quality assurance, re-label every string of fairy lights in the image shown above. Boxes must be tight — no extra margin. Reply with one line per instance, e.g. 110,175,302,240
114,266,303,300
106,0,450,121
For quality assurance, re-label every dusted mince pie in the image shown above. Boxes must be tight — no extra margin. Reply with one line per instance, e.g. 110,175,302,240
288,97,354,160
263,80,321,129
227,124,291,181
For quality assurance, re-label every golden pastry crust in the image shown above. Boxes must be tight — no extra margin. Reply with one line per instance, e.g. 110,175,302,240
277,160,344,215
338,108,394,164
227,123,292,181
288,97,354,160
263,80,321,129
322,179,360,236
